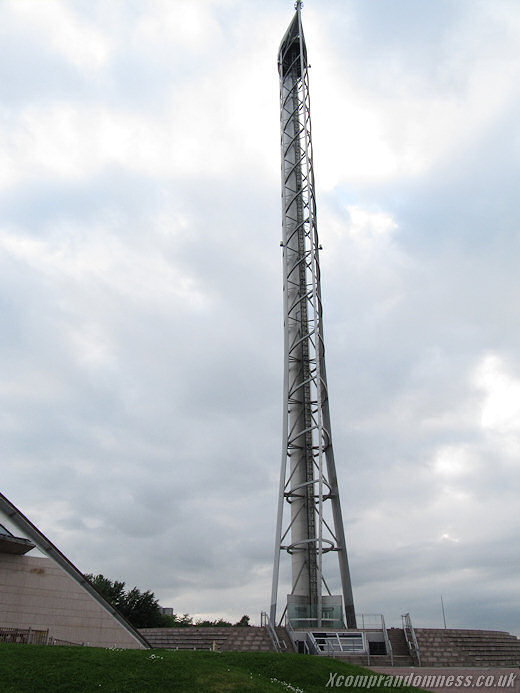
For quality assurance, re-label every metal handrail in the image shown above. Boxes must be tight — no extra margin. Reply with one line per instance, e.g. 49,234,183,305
355,613,386,629
402,612,421,666
381,614,394,665
261,611,282,653
307,630,366,657
305,632,319,655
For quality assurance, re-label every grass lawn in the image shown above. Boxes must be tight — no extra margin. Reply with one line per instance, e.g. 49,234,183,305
0,644,423,692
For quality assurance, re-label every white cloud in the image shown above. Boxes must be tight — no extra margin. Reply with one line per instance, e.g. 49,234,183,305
7,0,112,71
309,0,520,188
433,445,474,479
135,0,222,50
347,205,396,238
0,219,211,316
474,353,520,433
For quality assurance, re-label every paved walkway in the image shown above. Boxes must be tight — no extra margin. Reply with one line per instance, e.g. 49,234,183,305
369,667,519,693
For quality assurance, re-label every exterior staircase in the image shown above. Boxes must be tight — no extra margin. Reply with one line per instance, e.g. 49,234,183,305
139,626,274,652
415,628,520,667
275,626,294,652
387,627,414,666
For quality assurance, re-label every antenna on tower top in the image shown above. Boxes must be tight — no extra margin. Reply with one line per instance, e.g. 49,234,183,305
294,1,303,10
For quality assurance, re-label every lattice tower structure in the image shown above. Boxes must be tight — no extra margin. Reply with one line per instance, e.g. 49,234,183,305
270,2,356,630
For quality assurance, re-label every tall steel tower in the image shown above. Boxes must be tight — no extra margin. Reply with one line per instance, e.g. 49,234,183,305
270,2,356,630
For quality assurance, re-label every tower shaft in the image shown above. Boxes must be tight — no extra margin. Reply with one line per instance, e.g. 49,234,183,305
270,4,356,629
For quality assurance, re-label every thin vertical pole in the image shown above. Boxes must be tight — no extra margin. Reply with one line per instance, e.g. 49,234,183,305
441,595,447,629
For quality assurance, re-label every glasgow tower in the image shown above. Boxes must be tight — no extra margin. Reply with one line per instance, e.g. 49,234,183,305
270,1,356,630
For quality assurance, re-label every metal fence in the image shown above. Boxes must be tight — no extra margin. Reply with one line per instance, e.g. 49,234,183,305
0,627,49,645
0,627,82,647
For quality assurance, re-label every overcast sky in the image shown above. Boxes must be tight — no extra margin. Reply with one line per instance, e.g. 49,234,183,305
2,0,520,634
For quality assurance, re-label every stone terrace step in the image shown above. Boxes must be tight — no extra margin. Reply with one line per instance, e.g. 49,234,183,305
415,629,520,667
140,626,275,652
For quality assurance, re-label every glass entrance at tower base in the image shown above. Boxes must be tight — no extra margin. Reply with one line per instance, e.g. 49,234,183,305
286,594,345,629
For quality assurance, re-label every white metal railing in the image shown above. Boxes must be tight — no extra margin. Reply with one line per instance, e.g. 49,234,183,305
402,612,421,666
381,614,394,666
285,616,303,652
261,611,282,653
305,632,319,655
308,631,365,656
355,613,385,629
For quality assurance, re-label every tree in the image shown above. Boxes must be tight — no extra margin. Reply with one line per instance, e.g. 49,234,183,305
235,615,250,627
85,575,251,629
195,617,232,627
85,574,126,610
194,615,251,627
85,574,167,628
